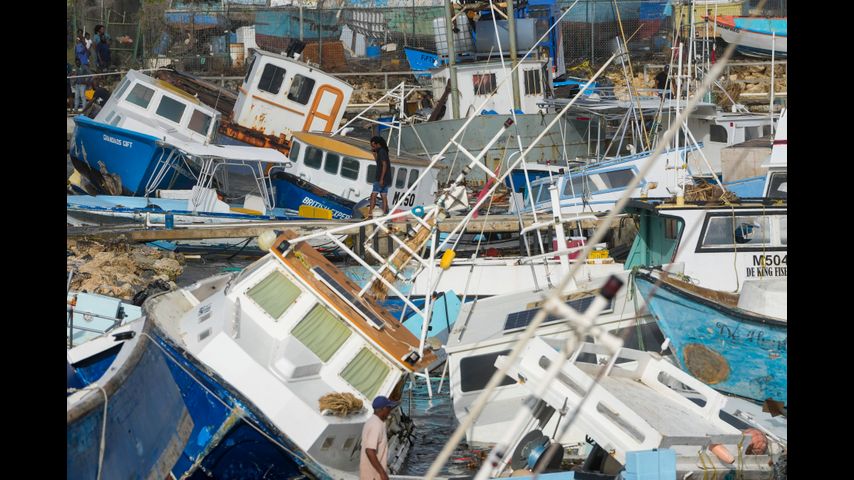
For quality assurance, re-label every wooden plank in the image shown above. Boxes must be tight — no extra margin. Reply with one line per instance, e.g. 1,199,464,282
67,215,605,242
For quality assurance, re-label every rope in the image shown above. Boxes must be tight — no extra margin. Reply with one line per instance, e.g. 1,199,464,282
697,448,709,480
67,68,162,80
68,383,109,480
736,435,745,480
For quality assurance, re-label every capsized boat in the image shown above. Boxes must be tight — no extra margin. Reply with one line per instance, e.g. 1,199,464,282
144,230,438,477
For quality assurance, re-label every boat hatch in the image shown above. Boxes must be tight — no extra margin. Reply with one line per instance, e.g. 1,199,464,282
312,267,386,330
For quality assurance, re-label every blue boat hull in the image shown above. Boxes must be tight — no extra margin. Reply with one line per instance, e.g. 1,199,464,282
634,272,787,406
149,325,331,479
273,173,355,220
70,115,196,196
67,321,193,478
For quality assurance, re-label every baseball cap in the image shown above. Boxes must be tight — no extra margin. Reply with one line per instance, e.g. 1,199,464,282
372,396,399,409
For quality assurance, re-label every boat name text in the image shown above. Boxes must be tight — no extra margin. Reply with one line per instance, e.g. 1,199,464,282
715,322,787,352
392,191,416,207
103,134,133,148
746,254,787,278
300,197,351,219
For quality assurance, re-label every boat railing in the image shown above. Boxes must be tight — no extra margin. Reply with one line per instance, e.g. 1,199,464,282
144,143,200,198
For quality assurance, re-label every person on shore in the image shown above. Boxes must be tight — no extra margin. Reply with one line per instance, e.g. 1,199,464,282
368,136,392,215
71,58,91,112
360,396,398,480
93,25,111,71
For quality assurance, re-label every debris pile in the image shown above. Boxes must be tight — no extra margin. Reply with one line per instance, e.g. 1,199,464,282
67,239,185,301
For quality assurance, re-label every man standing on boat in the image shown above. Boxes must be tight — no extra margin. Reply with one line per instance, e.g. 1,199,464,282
360,396,398,480
368,136,391,215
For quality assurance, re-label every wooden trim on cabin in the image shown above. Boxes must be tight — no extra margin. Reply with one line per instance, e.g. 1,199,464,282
252,94,306,117
271,231,436,372
303,84,345,133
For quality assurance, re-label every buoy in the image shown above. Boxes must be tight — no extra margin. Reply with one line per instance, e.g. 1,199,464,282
257,230,278,251
440,250,456,270
709,443,735,464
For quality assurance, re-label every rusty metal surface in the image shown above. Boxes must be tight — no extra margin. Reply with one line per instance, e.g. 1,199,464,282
682,343,730,385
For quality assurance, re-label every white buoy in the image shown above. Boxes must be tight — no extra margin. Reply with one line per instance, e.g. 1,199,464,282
257,230,278,252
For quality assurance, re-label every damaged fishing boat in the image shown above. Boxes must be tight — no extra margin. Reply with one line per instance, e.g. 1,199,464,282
67,316,193,479
143,230,437,478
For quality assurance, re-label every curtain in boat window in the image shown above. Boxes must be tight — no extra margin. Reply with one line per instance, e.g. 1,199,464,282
340,348,390,399
292,304,351,362
246,270,301,320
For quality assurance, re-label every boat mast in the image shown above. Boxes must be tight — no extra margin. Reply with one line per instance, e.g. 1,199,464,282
507,0,522,112
443,0,460,119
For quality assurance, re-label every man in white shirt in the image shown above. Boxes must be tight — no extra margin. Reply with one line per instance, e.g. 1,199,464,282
360,396,399,480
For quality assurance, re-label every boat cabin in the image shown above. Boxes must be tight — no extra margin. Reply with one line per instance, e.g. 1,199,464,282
625,198,787,291
522,144,697,215
283,132,441,208
94,69,221,144
430,58,552,121
684,111,775,177
233,49,354,141
145,231,435,473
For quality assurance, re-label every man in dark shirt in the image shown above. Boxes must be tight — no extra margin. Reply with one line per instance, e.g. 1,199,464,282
368,136,391,215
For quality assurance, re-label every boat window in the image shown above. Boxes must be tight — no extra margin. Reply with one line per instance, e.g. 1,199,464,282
288,74,316,105
745,126,762,141
700,214,775,250
125,83,155,109
709,125,728,143
304,146,324,169
524,69,542,95
288,141,301,163
779,215,787,245
473,73,496,96
246,269,302,320
536,184,551,204
395,168,407,188
110,115,122,126
665,217,680,240
292,304,352,362
598,169,635,190
341,157,360,180
188,109,213,136
156,95,187,124
407,169,419,187
766,172,787,199
763,125,773,137
243,54,256,85
459,350,516,393
113,78,131,101
258,63,286,95
340,348,390,399
367,164,377,184
562,175,593,198
324,152,341,174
